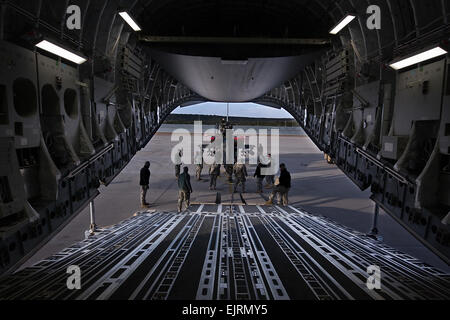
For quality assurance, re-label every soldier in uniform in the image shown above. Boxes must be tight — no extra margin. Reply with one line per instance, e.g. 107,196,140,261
264,153,275,188
140,161,151,208
178,167,193,213
233,163,248,193
219,118,227,135
209,162,221,190
254,162,264,193
265,164,291,206
195,150,203,181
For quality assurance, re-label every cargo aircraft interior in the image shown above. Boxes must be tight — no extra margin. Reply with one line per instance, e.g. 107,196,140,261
0,0,449,306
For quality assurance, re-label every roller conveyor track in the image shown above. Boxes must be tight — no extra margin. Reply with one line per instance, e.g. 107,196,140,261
0,205,449,301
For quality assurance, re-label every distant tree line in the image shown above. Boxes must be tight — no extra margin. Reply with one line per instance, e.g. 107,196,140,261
165,114,299,127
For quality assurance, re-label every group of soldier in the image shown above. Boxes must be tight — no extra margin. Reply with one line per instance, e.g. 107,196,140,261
175,154,291,212
139,149,291,213
140,158,194,213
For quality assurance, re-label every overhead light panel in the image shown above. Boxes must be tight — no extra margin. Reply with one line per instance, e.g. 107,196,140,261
329,15,356,35
119,12,141,32
36,40,87,64
389,47,448,70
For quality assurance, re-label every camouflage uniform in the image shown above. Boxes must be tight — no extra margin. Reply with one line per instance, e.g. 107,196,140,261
209,164,221,190
177,170,193,212
195,151,203,180
233,163,248,193
178,190,190,212
268,186,289,206
265,158,275,186
196,164,203,180
266,167,291,206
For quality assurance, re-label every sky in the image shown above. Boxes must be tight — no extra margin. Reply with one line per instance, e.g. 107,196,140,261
172,102,294,119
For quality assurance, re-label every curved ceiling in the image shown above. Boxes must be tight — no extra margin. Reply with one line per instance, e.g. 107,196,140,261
3,1,448,102
149,49,320,102
137,0,333,101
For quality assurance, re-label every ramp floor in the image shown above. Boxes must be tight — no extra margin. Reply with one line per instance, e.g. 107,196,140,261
0,205,449,300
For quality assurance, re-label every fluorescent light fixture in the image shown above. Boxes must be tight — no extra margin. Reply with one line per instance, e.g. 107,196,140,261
389,47,448,70
329,15,356,35
36,40,87,64
119,12,141,32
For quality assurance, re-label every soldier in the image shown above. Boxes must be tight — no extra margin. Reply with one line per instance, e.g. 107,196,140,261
219,118,226,135
209,162,221,190
257,143,264,161
265,164,291,206
233,163,248,193
174,149,183,179
140,161,151,208
254,162,264,193
178,167,193,213
264,153,275,188
195,150,204,181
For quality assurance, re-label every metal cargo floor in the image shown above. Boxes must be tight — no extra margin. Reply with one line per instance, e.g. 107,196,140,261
1,205,449,300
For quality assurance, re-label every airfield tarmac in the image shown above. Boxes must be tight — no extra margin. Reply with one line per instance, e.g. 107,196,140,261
19,125,450,271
